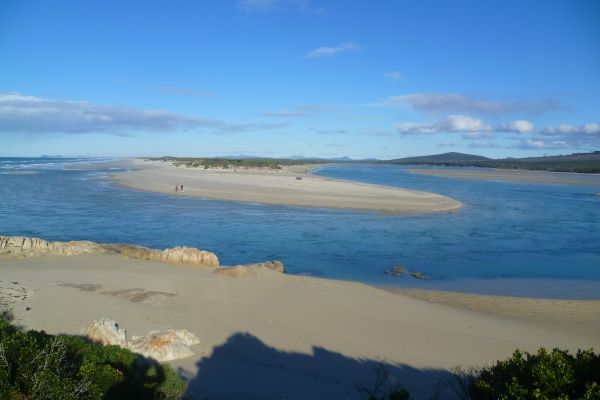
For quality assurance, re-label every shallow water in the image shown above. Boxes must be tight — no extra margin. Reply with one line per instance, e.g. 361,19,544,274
1,158,599,299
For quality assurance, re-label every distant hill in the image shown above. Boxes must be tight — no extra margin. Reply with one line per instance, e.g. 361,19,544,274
390,152,491,164
387,151,600,173
502,151,600,162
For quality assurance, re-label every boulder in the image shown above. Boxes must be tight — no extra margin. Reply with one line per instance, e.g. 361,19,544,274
245,260,285,273
80,318,127,347
128,329,199,362
384,265,407,277
80,319,199,362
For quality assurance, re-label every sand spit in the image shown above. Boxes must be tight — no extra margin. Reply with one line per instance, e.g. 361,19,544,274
2,251,599,398
409,168,600,186
111,160,462,214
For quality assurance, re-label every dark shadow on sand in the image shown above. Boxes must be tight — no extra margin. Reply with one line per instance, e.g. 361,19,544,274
185,332,458,400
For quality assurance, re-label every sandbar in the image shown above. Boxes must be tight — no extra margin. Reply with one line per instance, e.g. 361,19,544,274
409,168,600,186
2,254,598,398
111,160,462,214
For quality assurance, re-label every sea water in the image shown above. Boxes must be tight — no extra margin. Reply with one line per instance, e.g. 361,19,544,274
1,158,599,299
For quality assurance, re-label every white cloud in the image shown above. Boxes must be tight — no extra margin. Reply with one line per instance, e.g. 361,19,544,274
503,119,535,133
0,92,286,135
306,42,360,58
540,123,600,135
385,71,405,80
380,93,562,115
512,139,569,150
397,115,491,135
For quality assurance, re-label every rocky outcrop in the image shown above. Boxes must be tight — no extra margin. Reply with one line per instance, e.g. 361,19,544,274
0,236,219,267
111,243,219,267
80,318,200,362
80,318,128,347
128,329,200,362
244,260,285,273
0,236,109,257
383,265,430,279
214,260,285,278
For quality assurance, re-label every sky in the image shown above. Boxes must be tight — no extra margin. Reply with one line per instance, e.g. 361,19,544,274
1,0,599,159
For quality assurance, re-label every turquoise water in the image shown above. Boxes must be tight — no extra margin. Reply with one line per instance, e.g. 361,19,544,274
1,158,599,299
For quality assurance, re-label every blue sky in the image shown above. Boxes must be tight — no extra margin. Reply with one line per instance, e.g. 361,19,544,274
1,0,599,158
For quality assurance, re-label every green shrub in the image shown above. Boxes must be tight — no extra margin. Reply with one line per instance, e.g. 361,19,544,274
0,314,187,399
468,348,600,400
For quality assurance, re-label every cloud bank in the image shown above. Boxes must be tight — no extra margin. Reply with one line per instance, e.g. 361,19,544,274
0,92,285,135
382,93,562,115
397,113,599,150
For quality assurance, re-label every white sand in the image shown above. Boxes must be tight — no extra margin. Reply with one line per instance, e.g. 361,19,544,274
111,160,462,214
2,254,598,399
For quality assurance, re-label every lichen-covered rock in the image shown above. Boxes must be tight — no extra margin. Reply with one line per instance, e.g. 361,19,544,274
80,318,128,347
0,236,108,258
80,319,199,362
214,260,285,278
245,260,285,273
128,329,199,362
0,235,219,267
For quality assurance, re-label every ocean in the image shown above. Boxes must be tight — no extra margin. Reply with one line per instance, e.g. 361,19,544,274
1,157,599,299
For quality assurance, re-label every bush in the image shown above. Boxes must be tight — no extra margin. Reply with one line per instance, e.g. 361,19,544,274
0,313,187,399
468,348,600,400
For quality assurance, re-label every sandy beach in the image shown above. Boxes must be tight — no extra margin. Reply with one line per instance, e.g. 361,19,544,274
111,160,462,214
2,253,598,399
409,168,600,186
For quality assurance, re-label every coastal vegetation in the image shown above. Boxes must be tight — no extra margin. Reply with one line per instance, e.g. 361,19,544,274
388,151,600,173
466,348,600,399
0,310,187,400
149,156,328,170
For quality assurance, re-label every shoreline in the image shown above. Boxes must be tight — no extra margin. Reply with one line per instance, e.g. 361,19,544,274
408,167,600,186
2,250,599,398
110,159,463,214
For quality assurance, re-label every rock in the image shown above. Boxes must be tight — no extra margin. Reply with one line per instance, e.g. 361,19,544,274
0,236,108,258
113,244,219,267
214,260,285,277
409,271,427,279
243,260,285,273
80,318,128,347
384,265,429,279
384,265,407,277
392,265,407,273
80,319,199,362
0,235,219,267
214,265,258,278
128,329,199,362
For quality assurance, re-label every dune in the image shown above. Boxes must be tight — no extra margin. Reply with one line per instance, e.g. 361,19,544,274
111,160,462,214
2,251,598,399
